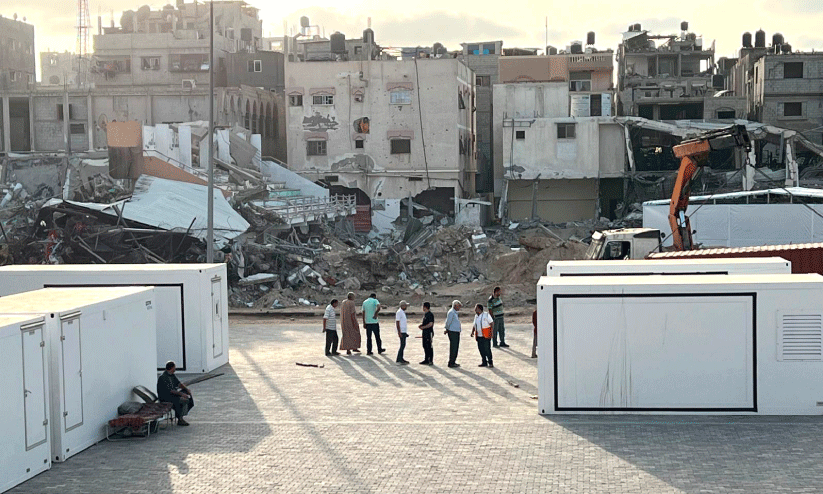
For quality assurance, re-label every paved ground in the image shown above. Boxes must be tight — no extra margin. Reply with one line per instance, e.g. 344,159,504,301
10,315,823,493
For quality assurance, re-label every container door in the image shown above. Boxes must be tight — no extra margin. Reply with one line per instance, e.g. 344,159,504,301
21,321,48,450
60,314,84,432
155,286,185,370
211,276,224,359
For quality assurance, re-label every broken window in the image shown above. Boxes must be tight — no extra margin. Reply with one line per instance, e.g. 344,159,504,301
390,90,411,105
307,140,327,156
717,109,736,119
476,75,490,87
354,46,363,55
70,123,85,135
141,56,160,70
784,102,802,117
169,54,208,72
557,123,576,139
353,117,370,134
57,104,75,121
784,62,803,79
96,58,131,74
516,130,525,140
458,92,466,109
355,139,364,149
390,139,411,154
312,95,334,105
289,94,303,106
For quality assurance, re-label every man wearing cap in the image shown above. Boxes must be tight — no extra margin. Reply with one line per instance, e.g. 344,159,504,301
444,300,462,368
395,301,409,364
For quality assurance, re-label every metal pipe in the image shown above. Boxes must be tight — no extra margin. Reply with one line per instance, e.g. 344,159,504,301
207,0,215,263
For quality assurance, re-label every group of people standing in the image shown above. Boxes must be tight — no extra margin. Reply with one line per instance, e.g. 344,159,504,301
323,287,519,368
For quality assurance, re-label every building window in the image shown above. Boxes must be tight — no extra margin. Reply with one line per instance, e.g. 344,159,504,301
96,58,131,74
516,130,525,140
355,139,364,149
784,102,802,117
186,22,195,29
312,95,334,105
390,138,411,154
784,62,803,79
141,56,161,70
70,123,85,135
354,46,363,55
226,28,235,40
590,94,602,116
248,60,262,72
468,44,479,54
476,75,490,87
57,104,75,121
9,71,17,82
717,109,736,119
458,93,466,109
390,90,411,105
169,54,209,72
569,71,592,92
289,95,303,106
557,123,576,139
483,43,496,55
307,140,327,156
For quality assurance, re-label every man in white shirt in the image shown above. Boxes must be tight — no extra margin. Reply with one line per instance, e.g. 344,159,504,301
395,301,409,364
323,299,340,356
471,303,494,368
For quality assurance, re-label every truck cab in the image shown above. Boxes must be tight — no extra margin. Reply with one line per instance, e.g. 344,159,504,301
584,228,664,260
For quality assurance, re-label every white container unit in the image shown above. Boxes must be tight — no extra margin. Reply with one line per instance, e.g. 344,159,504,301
0,287,156,462
537,274,823,415
0,315,52,492
546,257,791,277
0,264,229,372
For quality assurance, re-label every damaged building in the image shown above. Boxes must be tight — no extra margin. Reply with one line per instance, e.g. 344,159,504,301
617,21,746,121
0,14,35,91
284,30,477,232
493,34,622,222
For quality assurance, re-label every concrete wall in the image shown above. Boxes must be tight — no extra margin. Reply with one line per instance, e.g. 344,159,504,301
0,17,35,90
460,51,499,193
2,86,278,153
506,178,597,222
284,58,475,201
227,51,284,92
703,96,747,120
754,54,823,138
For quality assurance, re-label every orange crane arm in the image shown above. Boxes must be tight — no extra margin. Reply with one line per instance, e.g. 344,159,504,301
667,125,751,251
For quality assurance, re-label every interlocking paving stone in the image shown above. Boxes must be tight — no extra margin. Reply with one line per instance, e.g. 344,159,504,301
9,316,823,493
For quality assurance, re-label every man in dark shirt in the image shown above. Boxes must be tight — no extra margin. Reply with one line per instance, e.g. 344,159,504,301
157,361,194,426
418,302,435,365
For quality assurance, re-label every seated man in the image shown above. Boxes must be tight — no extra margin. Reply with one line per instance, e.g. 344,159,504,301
156,361,194,426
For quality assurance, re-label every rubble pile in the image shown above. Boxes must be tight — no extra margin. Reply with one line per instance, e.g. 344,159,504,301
228,219,592,310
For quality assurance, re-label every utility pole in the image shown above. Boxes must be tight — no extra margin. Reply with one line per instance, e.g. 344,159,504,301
207,0,215,263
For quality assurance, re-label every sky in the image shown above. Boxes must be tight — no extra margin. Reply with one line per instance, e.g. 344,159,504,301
6,0,823,72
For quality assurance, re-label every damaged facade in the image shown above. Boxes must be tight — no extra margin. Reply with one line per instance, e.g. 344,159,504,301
0,15,35,91
493,37,621,221
617,21,746,122
0,85,279,156
285,42,477,232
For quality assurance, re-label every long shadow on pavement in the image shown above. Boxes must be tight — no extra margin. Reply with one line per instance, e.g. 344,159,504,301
9,363,270,494
546,414,823,493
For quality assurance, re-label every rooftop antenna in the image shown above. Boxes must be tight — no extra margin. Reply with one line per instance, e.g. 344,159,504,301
545,16,548,54
76,0,90,57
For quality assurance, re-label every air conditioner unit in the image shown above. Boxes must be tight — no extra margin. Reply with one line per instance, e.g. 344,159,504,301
182,79,196,89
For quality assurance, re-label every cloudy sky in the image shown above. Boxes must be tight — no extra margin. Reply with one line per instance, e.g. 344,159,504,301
6,0,822,68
